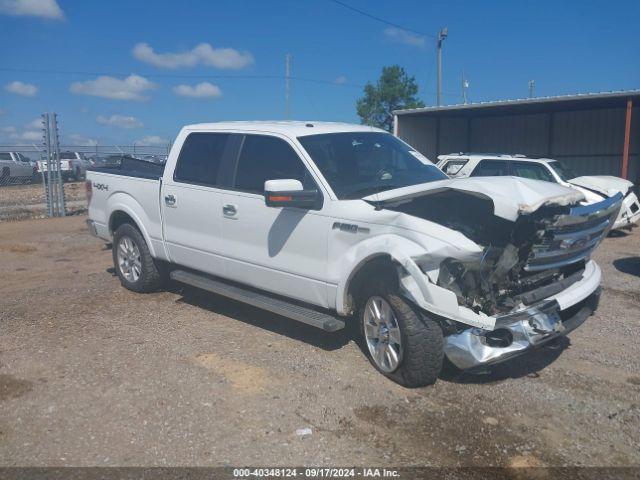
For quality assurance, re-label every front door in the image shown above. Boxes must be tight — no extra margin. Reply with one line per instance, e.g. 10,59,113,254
217,133,331,308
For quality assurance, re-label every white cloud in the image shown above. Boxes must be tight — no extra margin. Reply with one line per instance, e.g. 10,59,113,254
96,114,144,129
70,75,156,101
5,81,38,97
0,0,64,19
0,125,41,143
18,130,41,141
334,75,348,85
173,82,222,98
26,117,42,129
67,133,98,146
133,42,254,70
136,135,169,146
383,27,426,47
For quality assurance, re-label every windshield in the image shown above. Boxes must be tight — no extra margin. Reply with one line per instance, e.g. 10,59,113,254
297,132,446,199
548,160,577,182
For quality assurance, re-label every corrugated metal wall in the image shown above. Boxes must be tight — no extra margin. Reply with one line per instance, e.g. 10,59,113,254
397,105,639,181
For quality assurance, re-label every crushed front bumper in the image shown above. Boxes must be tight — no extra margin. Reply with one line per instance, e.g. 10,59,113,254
444,260,602,370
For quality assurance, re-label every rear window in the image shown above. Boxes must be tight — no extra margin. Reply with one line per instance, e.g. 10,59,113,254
174,133,230,187
470,159,509,177
60,152,77,160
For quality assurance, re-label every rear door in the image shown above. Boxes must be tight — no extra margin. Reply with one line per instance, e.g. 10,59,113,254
217,133,331,308
161,132,237,275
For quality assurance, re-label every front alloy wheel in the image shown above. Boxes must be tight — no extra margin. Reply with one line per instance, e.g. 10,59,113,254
363,296,403,372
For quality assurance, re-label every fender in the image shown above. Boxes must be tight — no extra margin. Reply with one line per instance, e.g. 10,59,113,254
107,192,159,259
333,234,494,330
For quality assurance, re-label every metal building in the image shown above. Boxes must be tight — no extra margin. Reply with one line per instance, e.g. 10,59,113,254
394,90,639,182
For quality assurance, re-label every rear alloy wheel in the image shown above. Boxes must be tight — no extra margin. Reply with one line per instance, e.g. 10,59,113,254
116,235,142,283
112,223,166,293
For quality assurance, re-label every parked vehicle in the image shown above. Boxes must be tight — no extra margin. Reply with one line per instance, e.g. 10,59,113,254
0,151,37,184
437,153,640,230
86,122,621,387
36,151,87,181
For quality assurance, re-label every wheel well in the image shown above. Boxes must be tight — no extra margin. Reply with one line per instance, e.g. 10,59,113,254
346,255,399,311
109,211,140,235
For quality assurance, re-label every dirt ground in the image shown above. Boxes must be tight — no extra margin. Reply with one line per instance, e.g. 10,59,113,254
0,215,639,467
0,182,87,221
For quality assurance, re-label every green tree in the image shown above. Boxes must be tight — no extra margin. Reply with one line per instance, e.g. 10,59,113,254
356,65,425,132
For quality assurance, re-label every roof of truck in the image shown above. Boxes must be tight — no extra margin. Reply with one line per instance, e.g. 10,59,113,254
183,121,386,137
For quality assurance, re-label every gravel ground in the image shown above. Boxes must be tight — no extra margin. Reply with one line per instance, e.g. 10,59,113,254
0,216,639,467
0,182,87,221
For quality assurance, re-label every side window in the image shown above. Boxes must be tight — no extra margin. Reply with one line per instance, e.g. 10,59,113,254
511,162,555,182
470,159,509,177
234,135,313,194
174,133,230,186
442,160,468,176
0,153,12,161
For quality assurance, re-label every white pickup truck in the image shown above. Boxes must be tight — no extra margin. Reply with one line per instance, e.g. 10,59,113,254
37,151,87,181
0,151,36,184
86,122,621,387
437,153,640,230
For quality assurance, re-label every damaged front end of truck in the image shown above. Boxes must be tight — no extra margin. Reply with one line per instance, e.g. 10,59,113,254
366,177,622,369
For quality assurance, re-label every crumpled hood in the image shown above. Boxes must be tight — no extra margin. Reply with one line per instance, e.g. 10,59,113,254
569,175,633,197
364,176,584,222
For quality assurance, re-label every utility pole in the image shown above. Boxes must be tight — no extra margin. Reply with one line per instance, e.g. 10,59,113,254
461,70,469,104
285,53,292,119
528,80,535,98
437,27,448,106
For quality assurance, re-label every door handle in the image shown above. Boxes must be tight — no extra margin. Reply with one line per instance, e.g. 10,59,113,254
164,194,176,207
222,204,237,216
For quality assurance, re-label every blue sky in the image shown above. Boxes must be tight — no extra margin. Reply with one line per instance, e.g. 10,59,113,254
1,0,638,146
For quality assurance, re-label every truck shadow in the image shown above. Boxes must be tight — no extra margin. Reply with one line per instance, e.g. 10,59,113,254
613,256,640,277
439,337,570,384
169,283,352,352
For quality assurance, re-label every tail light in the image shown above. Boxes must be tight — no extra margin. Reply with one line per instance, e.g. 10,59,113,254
85,180,93,205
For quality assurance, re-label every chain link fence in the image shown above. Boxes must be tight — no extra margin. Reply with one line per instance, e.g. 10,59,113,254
0,143,169,221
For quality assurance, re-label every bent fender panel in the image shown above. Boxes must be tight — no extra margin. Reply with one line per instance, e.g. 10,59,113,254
333,235,492,329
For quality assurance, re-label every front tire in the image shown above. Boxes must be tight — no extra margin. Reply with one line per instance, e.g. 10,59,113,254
112,223,165,293
358,283,444,388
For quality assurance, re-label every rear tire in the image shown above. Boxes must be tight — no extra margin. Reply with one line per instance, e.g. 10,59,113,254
358,280,444,388
112,223,166,293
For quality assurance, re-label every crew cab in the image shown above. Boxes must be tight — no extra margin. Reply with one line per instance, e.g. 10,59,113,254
86,122,621,387
0,151,36,184
437,153,639,230
37,151,87,181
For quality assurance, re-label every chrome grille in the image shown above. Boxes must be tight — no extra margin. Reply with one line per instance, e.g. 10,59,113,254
525,193,622,272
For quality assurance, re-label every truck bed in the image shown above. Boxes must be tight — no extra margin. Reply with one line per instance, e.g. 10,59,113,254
89,156,165,180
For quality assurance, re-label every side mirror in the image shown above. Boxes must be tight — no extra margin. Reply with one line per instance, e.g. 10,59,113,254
264,179,323,210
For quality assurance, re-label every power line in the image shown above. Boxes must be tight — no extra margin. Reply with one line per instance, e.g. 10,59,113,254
328,0,436,39
0,67,365,88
